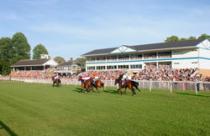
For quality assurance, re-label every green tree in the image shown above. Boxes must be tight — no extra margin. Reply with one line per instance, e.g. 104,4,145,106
54,56,65,64
188,36,197,41
74,57,86,71
179,38,188,41
165,35,179,42
0,60,11,75
12,32,31,61
198,33,210,41
0,37,13,62
33,44,48,59
0,37,13,75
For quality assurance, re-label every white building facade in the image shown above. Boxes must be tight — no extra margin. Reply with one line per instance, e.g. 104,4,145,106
82,39,210,73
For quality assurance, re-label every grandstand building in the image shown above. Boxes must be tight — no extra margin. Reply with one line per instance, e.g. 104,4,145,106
82,39,210,75
55,61,81,75
11,59,58,71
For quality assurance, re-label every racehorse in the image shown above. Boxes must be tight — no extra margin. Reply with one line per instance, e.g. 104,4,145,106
52,76,61,87
93,79,104,91
115,75,141,95
78,76,94,92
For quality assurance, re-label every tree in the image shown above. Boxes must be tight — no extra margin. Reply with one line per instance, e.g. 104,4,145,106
188,36,197,41
198,33,210,41
165,35,179,42
179,38,188,41
165,35,197,43
12,32,31,61
0,37,13,75
54,56,65,64
0,60,11,75
74,57,86,71
0,37,13,61
33,44,48,59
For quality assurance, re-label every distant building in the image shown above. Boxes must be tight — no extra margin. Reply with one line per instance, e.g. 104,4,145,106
82,39,210,76
55,61,81,76
40,54,50,59
11,59,58,71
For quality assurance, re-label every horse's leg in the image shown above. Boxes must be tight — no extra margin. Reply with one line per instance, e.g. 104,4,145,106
137,86,141,92
134,84,141,92
86,85,90,92
96,87,99,93
133,81,140,92
85,86,89,93
117,87,122,95
131,87,136,96
102,84,105,91
119,87,123,95
124,87,127,94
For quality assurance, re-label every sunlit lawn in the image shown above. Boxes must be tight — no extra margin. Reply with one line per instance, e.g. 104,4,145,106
0,81,210,136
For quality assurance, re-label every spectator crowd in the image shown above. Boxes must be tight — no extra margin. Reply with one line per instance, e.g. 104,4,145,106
9,65,210,82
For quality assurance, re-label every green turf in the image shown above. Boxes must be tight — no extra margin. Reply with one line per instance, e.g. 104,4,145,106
0,81,210,136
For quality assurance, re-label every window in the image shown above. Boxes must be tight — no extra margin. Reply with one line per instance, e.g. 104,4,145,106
118,55,129,60
107,56,117,61
158,51,172,58
130,64,142,69
118,65,129,69
87,66,95,70
96,66,106,70
144,53,157,59
130,54,142,60
174,62,180,65
107,65,117,70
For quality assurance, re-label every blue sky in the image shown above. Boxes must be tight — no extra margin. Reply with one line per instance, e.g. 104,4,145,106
0,0,210,60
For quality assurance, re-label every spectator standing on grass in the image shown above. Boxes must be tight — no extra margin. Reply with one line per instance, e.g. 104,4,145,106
195,74,201,92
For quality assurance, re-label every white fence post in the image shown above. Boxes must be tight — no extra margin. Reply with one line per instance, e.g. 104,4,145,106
195,82,198,95
170,81,173,93
149,80,152,92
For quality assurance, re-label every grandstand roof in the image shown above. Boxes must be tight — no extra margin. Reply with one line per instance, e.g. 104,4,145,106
82,39,204,56
12,59,49,67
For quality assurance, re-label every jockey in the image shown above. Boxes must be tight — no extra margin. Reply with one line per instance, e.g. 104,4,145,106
122,71,133,80
54,73,60,80
122,70,134,84
91,71,100,86
79,72,90,81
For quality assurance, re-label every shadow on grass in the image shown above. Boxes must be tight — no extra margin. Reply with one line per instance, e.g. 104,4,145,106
72,87,86,93
103,89,119,95
73,87,103,94
176,92,210,98
0,121,18,136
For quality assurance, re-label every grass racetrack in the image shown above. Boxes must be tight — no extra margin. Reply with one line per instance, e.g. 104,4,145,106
0,81,210,136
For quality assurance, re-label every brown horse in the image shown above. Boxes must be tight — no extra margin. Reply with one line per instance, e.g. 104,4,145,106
93,79,104,91
78,76,94,92
52,76,61,87
115,75,140,95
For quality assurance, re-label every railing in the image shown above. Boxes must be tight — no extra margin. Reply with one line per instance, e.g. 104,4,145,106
2,77,210,94
107,80,210,93
86,56,173,63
